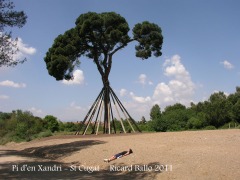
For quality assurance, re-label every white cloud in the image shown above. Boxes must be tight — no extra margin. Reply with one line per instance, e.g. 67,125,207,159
115,54,196,120
148,81,153,85
130,92,151,103
64,54,196,121
153,54,195,107
70,102,85,110
29,107,43,114
120,88,127,97
137,74,153,86
153,82,174,104
122,101,151,117
153,82,172,97
0,95,9,100
138,74,147,85
164,55,190,78
62,70,85,85
13,37,37,60
220,60,234,70
0,80,26,88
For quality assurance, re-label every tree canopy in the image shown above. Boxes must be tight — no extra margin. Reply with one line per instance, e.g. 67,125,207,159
44,12,163,82
0,0,27,67
150,104,161,120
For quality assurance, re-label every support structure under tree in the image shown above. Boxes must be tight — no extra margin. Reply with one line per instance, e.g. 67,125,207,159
75,85,141,135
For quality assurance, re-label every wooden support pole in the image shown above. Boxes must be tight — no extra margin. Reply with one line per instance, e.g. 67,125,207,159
108,102,111,134
111,96,126,133
83,90,103,135
96,100,104,135
109,99,116,134
77,88,104,135
92,94,104,134
79,85,141,135
110,87,141,132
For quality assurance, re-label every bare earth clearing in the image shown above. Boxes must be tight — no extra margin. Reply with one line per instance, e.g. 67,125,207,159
0,129,239,180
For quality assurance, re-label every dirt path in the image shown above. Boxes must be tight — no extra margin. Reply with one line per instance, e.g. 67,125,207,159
0,129,239,179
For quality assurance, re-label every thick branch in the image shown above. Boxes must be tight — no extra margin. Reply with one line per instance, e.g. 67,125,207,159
93,53,104,77
109,38,136,56
106,54,112,77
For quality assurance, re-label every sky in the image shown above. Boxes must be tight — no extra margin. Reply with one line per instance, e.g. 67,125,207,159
0,0,240,122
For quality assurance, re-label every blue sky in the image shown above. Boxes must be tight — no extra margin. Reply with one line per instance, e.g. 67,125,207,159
0,0,240,121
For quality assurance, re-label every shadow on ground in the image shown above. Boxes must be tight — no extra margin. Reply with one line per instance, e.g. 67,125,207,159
12,140,105,160
0,140,166,179
0,161,164,179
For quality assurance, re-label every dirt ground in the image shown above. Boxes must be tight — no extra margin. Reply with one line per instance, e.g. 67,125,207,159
0,129,239,180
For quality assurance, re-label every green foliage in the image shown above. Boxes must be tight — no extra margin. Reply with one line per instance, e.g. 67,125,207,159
148,104,163,132
164,103,186,113
44,11,163,81
223,121,239,129
137,123,150,132
187,117,204,129
204,126,217,130
36,130,52,138
150,104,161,120
44,115,59,133
16,122,29,140
0,110,83,144
204,92,232,127
58,121,65,131
63,122,78,132
112,118,122,132
0,112,11,120
44,12,163,132
0,0,28,67
0,110,47,144
148,118,167,132
147,87,240,132
5,117,17,131
133,21,163,59
1,86,239,144
232,100,240,123
140,116,147,124
162,108,189,131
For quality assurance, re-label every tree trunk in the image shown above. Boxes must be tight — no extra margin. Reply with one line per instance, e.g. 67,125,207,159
102,75,110,134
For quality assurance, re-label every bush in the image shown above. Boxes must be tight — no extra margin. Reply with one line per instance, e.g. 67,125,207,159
0,132,15,145
204,125,216,130
187,117,204,129
12,135,27,142
64,122,78,132
16,122,28,139
36,130,52,138
220,122,239,129
148,118,168,132
167,124,184,132
137,123,151,132
44,115,59,132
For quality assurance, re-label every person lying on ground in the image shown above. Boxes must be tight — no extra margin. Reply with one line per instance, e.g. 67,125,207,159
104,148,133,163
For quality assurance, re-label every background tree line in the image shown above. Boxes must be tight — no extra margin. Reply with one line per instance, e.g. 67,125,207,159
145,87,240,132
1,87,239,144
0,110,79,144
